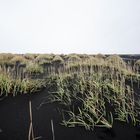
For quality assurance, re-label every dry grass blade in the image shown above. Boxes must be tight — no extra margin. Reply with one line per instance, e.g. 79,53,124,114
28,101,35,140
51,119,55,140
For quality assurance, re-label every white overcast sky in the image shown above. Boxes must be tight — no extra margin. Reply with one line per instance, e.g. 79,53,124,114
0,0,140,54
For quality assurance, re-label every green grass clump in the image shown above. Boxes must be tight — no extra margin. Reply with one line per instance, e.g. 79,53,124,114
35,54,54,65
0,53,14,65
24,53,38,60
134,59,140,72
52,55,64,64
105,54,126,69
12,78,46,96
66,54,81,62
135,59,140,65
95,53,106,59
10,55,27,65
0,73,46,96
26,63,44,74
0,73,12,96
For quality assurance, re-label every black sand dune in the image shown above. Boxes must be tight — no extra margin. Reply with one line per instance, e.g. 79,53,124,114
0,88,140,140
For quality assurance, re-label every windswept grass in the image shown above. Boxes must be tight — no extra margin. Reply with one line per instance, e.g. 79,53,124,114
0,53,140,131
0,72,46,96
47,69,140,130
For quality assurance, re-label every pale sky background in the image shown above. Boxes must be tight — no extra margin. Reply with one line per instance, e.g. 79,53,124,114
0,0,140,54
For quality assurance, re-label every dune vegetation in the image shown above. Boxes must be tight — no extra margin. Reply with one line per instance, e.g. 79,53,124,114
0,53,140,130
